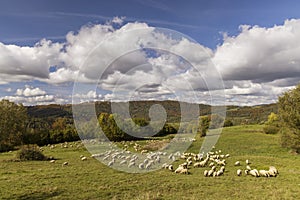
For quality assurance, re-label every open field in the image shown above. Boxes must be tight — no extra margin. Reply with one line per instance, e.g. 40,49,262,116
1,125,299,200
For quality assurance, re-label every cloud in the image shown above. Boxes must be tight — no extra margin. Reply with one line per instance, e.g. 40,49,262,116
213,19,300,84
16,86,46,97
1,18,300,105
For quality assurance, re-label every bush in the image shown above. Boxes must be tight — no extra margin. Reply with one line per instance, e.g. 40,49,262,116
17,145,48,161
263,125,280,134
224,119,233,127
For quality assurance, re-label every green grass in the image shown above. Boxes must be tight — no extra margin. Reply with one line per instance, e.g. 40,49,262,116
0,125,299,200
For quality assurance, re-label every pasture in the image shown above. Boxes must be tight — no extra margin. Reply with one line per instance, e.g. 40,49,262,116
0,125,299,200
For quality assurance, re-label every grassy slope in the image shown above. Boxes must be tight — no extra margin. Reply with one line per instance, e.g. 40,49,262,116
0,125,299,200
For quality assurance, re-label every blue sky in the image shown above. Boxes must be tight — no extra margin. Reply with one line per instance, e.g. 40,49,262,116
1,0,300,105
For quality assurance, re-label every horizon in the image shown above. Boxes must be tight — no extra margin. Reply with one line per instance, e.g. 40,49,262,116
1,1,300,106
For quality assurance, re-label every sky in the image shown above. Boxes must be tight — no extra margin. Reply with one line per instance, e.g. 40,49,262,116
1,0,300,106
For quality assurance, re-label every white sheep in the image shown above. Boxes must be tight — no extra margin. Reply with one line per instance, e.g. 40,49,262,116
175,166,184,173
246,165,252,171
128,162,135,168
269,166,278,177
81,156,87,161
216,170,223,176
204,170,209,177
108,160,114,166
168,165,174,171
234,161,241,166
246,159,251,165
249,169,260,177
259,170,270,177
49,160,56,163
237,169,242,176
138,163,144,169
207,169,214,177
62,162,68,166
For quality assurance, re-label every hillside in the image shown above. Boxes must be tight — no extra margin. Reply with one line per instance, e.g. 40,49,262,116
26,101,278,125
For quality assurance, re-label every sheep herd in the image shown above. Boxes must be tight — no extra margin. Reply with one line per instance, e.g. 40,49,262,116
46,140,279,178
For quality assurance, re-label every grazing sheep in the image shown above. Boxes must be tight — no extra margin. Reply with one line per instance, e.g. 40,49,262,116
259,170,270,177
187,161,193,166
108,160,114,167
237,169,242,176
244,170,249,175
204,170,209,177
220,166,225,172
128,162,135,168
194,162,202,168
216,170,223,176
62,162,68,166
120,160,127,165
175,166,184,173
49,160,56,163
180,168,189,174
211,166,216,171
234,161,241,166
213,171,218,177
225,154,230,158
138,163,144,169
249,169,260,177
269,166,278,177
81,156,87,161
168,165,174,171
207,169,214,177
246,159,251,165
246,165,252,171
209,162,214,167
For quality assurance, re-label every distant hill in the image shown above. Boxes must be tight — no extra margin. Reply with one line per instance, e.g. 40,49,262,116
26,101,278,125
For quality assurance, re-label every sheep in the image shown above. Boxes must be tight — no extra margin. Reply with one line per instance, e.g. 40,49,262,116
128,162,135,168
145,163,152,170
203,170,209,177
49,160,56,163
213,171,218,177
259,170,270,177
220,166,225,173
246,165,252,171
175,166,184,173
209,162,215,167
216,170,223,176
162,163,169,169
193,162,202,168
246,159,251,165
168,165,174,171
187,161,193,166
249,169,260,177
179,168,189,174
269,166,278,177
62,162,68,166
237,169,242,176
120,160,127,165
211,166,216,171
108,160,114,167
244,170,249,175
216,159,226,166
225,154,230,158
81,156,87,161
207,169,214,177
234,161,241,166
138,163,144,169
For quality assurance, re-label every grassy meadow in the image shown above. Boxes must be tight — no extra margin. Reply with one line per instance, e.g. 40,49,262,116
0,125,299,200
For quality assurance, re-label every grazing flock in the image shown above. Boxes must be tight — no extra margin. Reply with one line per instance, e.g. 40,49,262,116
46,140,279,178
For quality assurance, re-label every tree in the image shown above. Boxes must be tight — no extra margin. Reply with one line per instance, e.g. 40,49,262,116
199,116,210,137
263,112,280,134
278,84,300,153
0,100,28,152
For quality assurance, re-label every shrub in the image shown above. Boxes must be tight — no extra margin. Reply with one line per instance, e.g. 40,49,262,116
224,119,233,127
17,145,48,161
263,125,280,134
